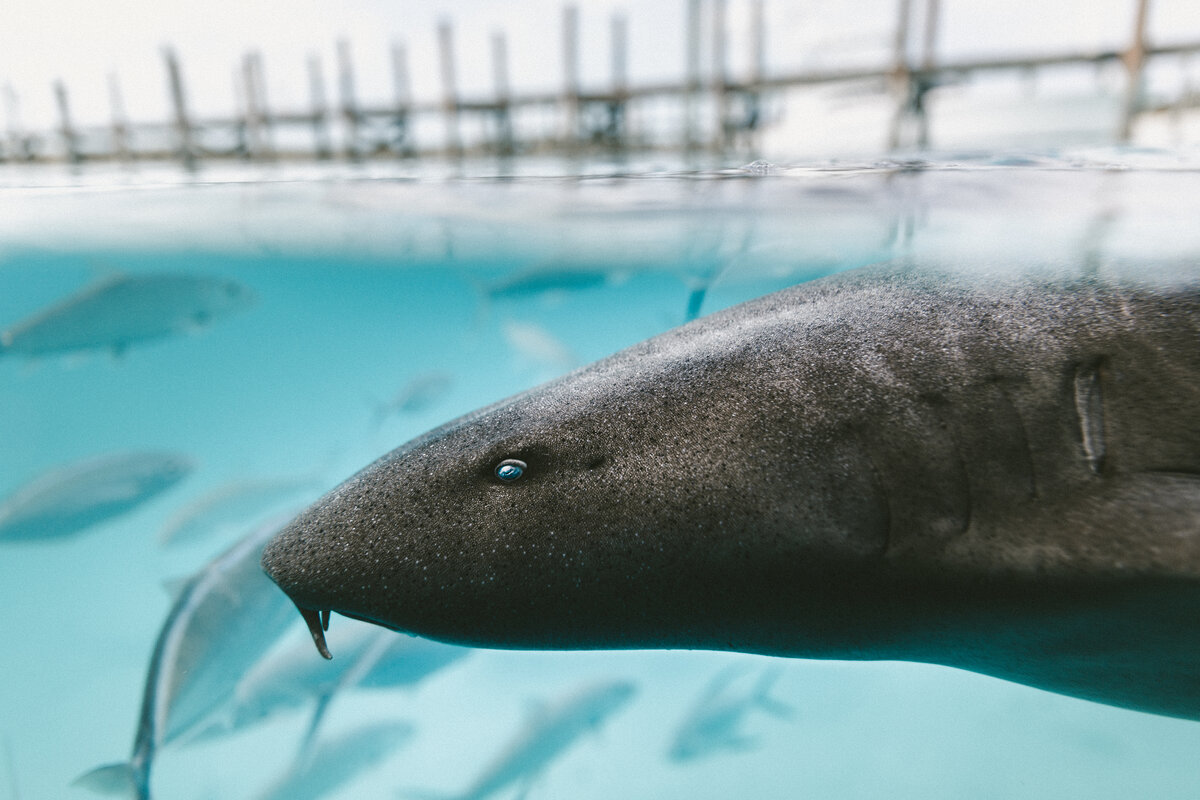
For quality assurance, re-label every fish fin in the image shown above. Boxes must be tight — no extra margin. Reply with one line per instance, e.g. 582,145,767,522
72,762,141,798
297,686,337,760
752,667,795,720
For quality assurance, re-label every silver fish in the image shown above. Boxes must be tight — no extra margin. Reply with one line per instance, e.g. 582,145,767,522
255,721,414,800
667,665,794,762
405,680,635,800
74,515,299,800
0,273,254,358
0,452,192,542
190,623,467,748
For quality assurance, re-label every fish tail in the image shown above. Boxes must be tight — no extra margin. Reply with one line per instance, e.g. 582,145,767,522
753,667,795,720
71,761,148,799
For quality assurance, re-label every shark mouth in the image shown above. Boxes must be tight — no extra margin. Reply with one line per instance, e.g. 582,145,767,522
296,603,333,659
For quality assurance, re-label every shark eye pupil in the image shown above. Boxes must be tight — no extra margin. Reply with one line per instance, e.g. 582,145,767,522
495,459,527,481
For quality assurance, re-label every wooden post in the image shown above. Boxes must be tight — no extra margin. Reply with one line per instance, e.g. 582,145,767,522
1119,0,1151,142
684,0,702,151
163,47,196,169
712,0,729,151
390,42,413,156
562,5,581,147
744,0,765,143
492,31,515,156
887,0,914,149
307,54,332,159
108,73,132,162
336,39,360,160
912,0,940,149
609,13,629,147
53,80,81,163
242,52,266,158
437,18,462,158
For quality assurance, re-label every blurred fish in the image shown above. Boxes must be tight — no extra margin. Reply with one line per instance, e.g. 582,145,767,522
0,452,193,542
667,666,794,763
189,623,468,749
159,477,319,547
485,268,609,301
501,321,575,371
74,514,300,800
0,273,254,358
405,680,636,800
370,372,454,430
255,722,414,800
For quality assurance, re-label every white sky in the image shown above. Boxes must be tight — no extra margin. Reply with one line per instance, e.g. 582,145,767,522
1,1,1199,131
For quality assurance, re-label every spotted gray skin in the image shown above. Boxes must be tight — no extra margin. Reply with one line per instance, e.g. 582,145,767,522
262,263,1200,720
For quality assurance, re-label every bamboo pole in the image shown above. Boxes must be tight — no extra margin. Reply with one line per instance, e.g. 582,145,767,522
108,73,132,162
163,47,196,168
492,31,515,156
437,18,463,158
609,12,629,146
1119,0,1151,142
54,80,81,163
562,5,581,147
684,0,702,150
307,54,332,159
336,39,360,160
712,0,729,151
391,41,413,156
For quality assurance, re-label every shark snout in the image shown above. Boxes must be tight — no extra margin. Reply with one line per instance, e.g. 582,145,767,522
260,521,338,660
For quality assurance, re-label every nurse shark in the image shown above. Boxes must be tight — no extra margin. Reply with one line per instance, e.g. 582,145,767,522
262,262,1200,721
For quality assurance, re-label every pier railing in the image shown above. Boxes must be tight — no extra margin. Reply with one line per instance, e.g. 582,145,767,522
2,0,1198,168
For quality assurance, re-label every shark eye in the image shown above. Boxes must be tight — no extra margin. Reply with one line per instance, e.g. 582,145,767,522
495,459,527,481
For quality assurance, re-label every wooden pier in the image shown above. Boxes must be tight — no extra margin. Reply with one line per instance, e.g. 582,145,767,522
1,0,1198,168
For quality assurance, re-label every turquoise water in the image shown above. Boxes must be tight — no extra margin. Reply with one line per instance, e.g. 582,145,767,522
3,157,1200,798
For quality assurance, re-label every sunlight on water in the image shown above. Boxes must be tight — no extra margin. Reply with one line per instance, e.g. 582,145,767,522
2,152,1200,799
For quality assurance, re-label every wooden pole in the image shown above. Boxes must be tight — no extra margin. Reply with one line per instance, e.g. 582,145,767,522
609,13,629,147
54,80,81,164
163,47,196,169
242,52,265,158
492,31,515,156
307,54,332,159
916,0,939,148
745,0,765,141
108,73,132,162
391,41,413,156
887,0,914,149
336,39,360,160
684,0,702,150
437,18,463,158
1119,0,1151,142
712,0,729,151
562,5,581,147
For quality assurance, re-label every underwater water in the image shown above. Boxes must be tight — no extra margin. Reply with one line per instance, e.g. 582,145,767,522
3,153,1200,799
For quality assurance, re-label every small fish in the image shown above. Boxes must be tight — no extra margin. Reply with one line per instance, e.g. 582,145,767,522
405,680,635,800
190,623,467,749
667,666,794,762
0,273,254,359
74,514,300,800
159,478,318,547
255,721,414,800
370,372,454,430
500,320,575,370
485,268,609,301
0,452,193,542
